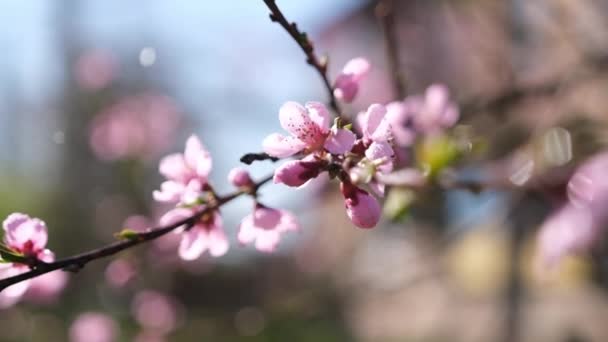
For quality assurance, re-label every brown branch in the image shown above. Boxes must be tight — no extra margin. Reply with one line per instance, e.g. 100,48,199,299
262,0,342,116
376,0,406,99
0,174,273,293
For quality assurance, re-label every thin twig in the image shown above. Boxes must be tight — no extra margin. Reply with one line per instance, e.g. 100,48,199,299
262,0,342,116
376,0,406,99
0,174,273,292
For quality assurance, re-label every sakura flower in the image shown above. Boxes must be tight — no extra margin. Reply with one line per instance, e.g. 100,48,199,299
341,182,381,229
333,57,371,103
153,135,212,205
228,168,254,188
410,84,459,133
160,208,228,260
273,155,326,188
262,101,355,158
238,205,299,253
0,264,30,308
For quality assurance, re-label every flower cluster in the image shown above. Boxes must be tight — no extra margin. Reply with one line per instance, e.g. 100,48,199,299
264,58,460,229
154,135,299,259
0,213,66,308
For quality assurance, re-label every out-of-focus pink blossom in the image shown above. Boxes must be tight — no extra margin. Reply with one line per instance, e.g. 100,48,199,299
24,269,68,304
228,168,254,188
262,101,355,158
132,290,178,335
0,264,30,308
410,84,459,133
333,57,371,103
341,182,381,229
160,208,228,260
69,312,118,342
273,156,325,188
384,101,416,147
105,259,137,288
238,205,299,253
89,93,180,161
153,135,212,205
539,152,608,265
74,49,116,91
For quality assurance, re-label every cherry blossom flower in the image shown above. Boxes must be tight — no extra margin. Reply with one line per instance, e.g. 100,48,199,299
384,101,416,147
358,104,392,143
153,135,212,205
341,182,381,229
238,205,299,252
333,57,371,103
160,207,228,260
3,213,50,258
262,101,355,158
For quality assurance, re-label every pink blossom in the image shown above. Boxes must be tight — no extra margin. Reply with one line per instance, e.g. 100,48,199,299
262,101,355,158
153,135,212,205
228,168,254,188
69,312,118,342
132,290,178,335
538,152,608,264
89,93,180,161
410,84,459,133
341,182,381,229
333,57,371,103
24,268,68,304
273,156,326,188
238,205,299,253
359,104,392,143
160,208,228,260
0,264,30,308
3,213,50,259
384,101,416,147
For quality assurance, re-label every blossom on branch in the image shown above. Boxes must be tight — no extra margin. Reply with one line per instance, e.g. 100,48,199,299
238,204,299,253
333,57,371,103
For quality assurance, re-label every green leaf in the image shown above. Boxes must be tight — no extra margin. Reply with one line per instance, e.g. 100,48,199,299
416,134,461,178
114,228,140,241
383,188,416,221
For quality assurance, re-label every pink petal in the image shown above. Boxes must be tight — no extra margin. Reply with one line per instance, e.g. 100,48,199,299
362,104,391,142
153,181,185,203
3,215,48,253
158,154,189,182
208,226,229,257
278,101,324,146
254,230,281,253
273,159,323,188
184,135,212,179
305,102,331,133
253,206,281,230
425,84,449,114
333,75,358,103
278,210,299,232
159,207,192,227
365,141,395,173
0,264,30,308
262,133,306,158
368,181,386,197
324,128,356,155
342,57,371,80
385,101,416,147
237,215,257,245
178,227,207,261
228,168,253,187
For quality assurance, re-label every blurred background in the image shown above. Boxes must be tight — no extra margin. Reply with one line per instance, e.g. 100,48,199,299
1,0,608,341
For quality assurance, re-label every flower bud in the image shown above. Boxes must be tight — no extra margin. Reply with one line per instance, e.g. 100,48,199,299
228,168,253,187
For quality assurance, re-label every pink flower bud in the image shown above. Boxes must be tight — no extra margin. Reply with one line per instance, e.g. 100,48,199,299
333,57,371,103
340,182,381,228
228,167,254,187
273,158,324,187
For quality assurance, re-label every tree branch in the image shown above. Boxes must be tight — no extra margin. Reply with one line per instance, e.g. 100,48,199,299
0,174,274,293
376,0,406,99
262,0,342,116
